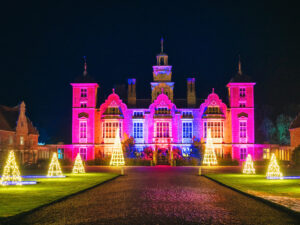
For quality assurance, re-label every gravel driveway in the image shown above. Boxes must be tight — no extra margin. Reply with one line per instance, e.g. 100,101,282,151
13,166,298,225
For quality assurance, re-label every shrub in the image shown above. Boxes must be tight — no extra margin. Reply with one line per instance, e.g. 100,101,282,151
86,158,111,166
125,158,151,166
217,159,239,166
175,157,199,166
60,158,72,166
292,146,300,166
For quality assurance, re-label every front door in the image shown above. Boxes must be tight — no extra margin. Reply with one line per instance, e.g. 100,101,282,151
157,148,169,165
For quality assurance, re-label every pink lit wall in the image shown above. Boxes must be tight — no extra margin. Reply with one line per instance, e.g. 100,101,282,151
71,83,98,160
227,82,256,161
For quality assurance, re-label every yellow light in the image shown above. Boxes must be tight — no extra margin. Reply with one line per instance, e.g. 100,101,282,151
47,152,63,177
72,153,85,174
110,130,125,166
1,151,22,186
202,129,218,166
243,154,255,174
266,153,282,179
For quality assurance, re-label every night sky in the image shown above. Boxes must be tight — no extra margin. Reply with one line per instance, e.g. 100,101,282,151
0,1,299,143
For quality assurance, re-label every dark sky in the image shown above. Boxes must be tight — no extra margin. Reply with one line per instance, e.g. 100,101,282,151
0,1,299,143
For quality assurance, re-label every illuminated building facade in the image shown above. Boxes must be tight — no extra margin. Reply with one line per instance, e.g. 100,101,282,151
66,42,260,163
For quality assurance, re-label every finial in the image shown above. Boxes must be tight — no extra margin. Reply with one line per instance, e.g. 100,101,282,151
83,56,87,76
161,37,164,53
212,88,215,93
112,88,115,93
238,55,242,75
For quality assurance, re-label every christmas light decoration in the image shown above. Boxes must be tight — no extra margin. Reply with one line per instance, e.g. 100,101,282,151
242,154,255,174
72,153,85,174
1,151,22,185
110,130,125,166
202,129,218,166
266,153,283,179
47,152,63,177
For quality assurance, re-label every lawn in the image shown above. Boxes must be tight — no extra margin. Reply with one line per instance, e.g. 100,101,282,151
0,173,118,218
206,173,300,198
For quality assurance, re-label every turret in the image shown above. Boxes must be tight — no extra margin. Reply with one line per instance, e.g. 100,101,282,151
70,57,98,161
227,57,256,161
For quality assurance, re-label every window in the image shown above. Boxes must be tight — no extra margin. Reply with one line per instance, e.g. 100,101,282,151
206,107,221,114
79,147,87,161
133,122,143,139
9,136,13,145
80,102,87,108
79,121,87,143
133,112,144,117
182,122,193,138
239,121,247,139
182,112,193,118
58,148,64,159
20,136,24,145
239,102,246,108
156,107,169,114
182,147,191,157
240,148,247,160
102,122,122,138
263,148,270,159
105,107,121,115
156,122,169,138
239,88,246,98
204,121,224,138
81,89,87,98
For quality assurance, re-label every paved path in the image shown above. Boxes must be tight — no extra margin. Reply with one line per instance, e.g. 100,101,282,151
16,167,298,225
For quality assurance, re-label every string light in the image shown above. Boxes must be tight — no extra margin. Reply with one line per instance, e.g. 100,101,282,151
243,154,255,174
72,153,85,174
47,152,63,177
110,130,125,166
1,151,22,186
266,153,282,179
202,129,218,166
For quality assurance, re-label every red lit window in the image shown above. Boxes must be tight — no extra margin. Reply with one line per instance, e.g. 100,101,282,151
239,88,246,98
81,89,87,98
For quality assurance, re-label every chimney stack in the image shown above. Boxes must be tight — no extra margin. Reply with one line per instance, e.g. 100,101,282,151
187,78,196,107
128,78,136,106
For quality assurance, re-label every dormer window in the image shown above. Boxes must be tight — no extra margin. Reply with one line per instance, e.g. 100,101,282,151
239,88,246,98
81,88,87,98
20,136,24,145
133,112,144,118
182,112,193,118
156,107,169,114
207,107,221,114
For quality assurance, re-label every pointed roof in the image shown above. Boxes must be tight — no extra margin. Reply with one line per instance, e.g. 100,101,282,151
290,113,300,129
229,57,253,83
0,104,38,134
156,37,168,57
74,57,96,83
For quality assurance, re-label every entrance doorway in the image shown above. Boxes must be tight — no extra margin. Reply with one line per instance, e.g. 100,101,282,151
157,148,169,165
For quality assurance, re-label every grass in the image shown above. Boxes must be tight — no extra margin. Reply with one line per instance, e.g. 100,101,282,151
206,173,300,198
0,173,118,218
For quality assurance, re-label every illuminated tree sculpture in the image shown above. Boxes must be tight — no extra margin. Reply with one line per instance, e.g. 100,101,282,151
243,154,255,174
72,153,85,174
202,129,218,166
110,130,125,166
1,151,22,185
47,152,63,177
266,153,283,179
